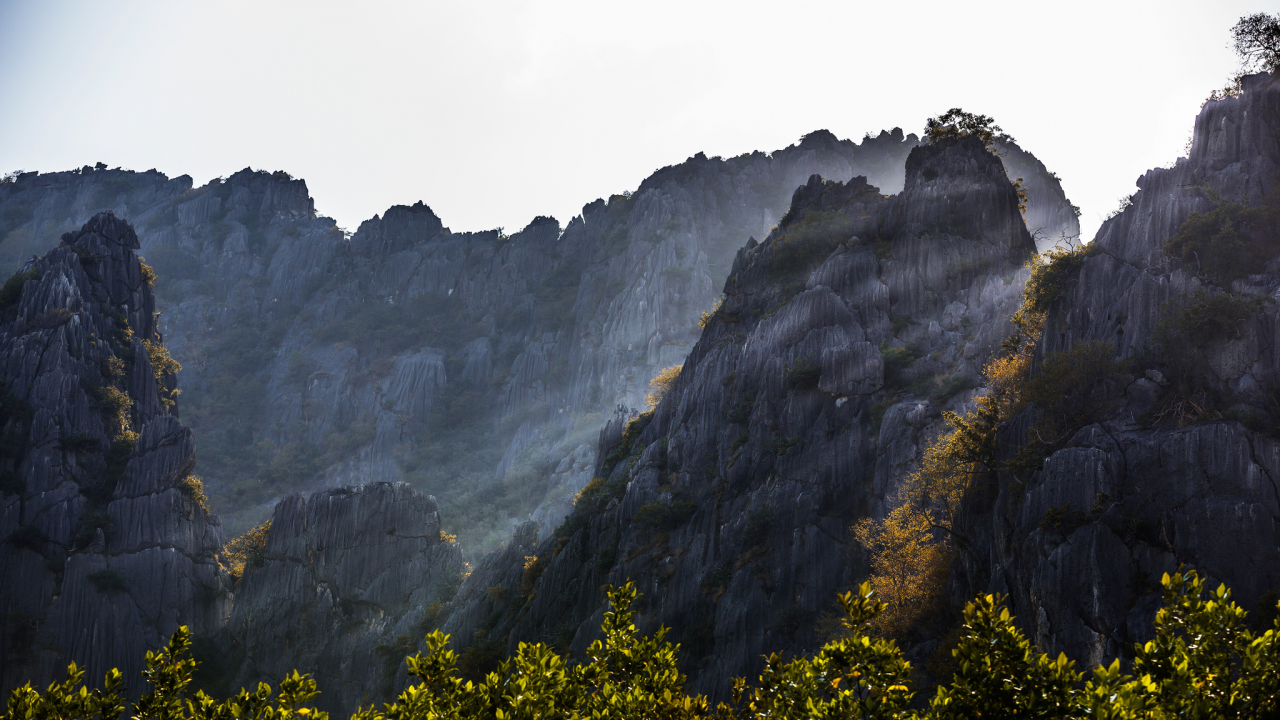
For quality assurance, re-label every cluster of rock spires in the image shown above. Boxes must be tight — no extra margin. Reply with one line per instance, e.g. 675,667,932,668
14,75,1277,719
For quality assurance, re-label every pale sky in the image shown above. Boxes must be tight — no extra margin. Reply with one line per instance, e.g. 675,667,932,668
0,1,1262,242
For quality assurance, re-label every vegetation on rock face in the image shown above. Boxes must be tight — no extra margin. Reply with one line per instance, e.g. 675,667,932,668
8,573,1280,720
859,242,1122,621
924,108,1013,154
767,210,859,284
645,365,682,409
1164,188,1280,287
223,520,271,580
852,504,951,639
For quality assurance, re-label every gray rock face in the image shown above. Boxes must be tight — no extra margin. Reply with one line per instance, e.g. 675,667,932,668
0,131,1077,557
0,213,232,697
223,482,464,716
962,72,1280,667
440,135,1038,698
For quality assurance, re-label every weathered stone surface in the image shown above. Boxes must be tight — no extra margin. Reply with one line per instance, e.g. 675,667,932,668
223,483,464,716
0,131,1077,553
0,213,232,697
440,135,1038,698
954,73,1280,670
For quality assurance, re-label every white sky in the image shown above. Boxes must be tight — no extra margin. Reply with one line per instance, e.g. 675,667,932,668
0,1,1263,242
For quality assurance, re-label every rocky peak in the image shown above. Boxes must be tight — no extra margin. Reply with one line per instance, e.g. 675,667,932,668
222,482,464,715
352,201,447,258
892,134,1033,253
0,212,231,698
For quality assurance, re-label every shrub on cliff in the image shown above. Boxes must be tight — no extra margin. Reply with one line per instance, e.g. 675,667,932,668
645,365,682,409
223,520,271,580
1164,188,1280,287
924,108,1013,155
1233,12,1280,75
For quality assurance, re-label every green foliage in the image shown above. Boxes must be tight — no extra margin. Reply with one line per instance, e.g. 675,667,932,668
740,508,774,551
783,356,821,391
88,385,133,434
88,569,129,594
734,584,913,719
926,594,1081,718
725,395,755,425
633,499,696,530
881,343,920,391
1232,12,1280,74
0,268,38,316
1019,242,1093,319
0,660,125,720
353,582,724,720
176,474,210,514
1130,569,1280,718
1147,290,1270,428
767,210,858,283
7,574,1280,720
924,108,1013,153
1164,189,1280,287
5,524,46,552
223,521,271,580
600,410,654,478
144,339,183,406
1006,340,1122,475
1156,288,1262,350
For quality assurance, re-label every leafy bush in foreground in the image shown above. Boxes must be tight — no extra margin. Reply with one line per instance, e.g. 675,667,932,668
5,572,1280,720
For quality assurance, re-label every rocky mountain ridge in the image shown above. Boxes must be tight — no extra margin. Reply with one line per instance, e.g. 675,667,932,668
437,132,1039,698
0,129,1079,554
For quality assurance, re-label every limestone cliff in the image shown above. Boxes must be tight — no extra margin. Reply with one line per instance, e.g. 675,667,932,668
0,129,1077,555
961,71,1280,667
0,213,231,696
438,134,1038,697
220,482,464,715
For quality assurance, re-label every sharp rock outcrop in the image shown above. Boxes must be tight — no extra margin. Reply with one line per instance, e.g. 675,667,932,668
0,213,232,697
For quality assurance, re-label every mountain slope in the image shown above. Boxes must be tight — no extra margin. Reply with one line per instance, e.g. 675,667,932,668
439,134,1038,697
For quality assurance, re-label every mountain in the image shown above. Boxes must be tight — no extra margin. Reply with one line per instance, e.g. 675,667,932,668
438,132,1038,697
963,71,1280,666
0,125,1084,712
0,129,1080,555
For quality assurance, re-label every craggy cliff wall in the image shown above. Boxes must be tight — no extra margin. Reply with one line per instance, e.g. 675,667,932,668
439,135,1038,697
963,72,1280,668
0,214,231,696
221,482,464,715
0,129,1076,555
